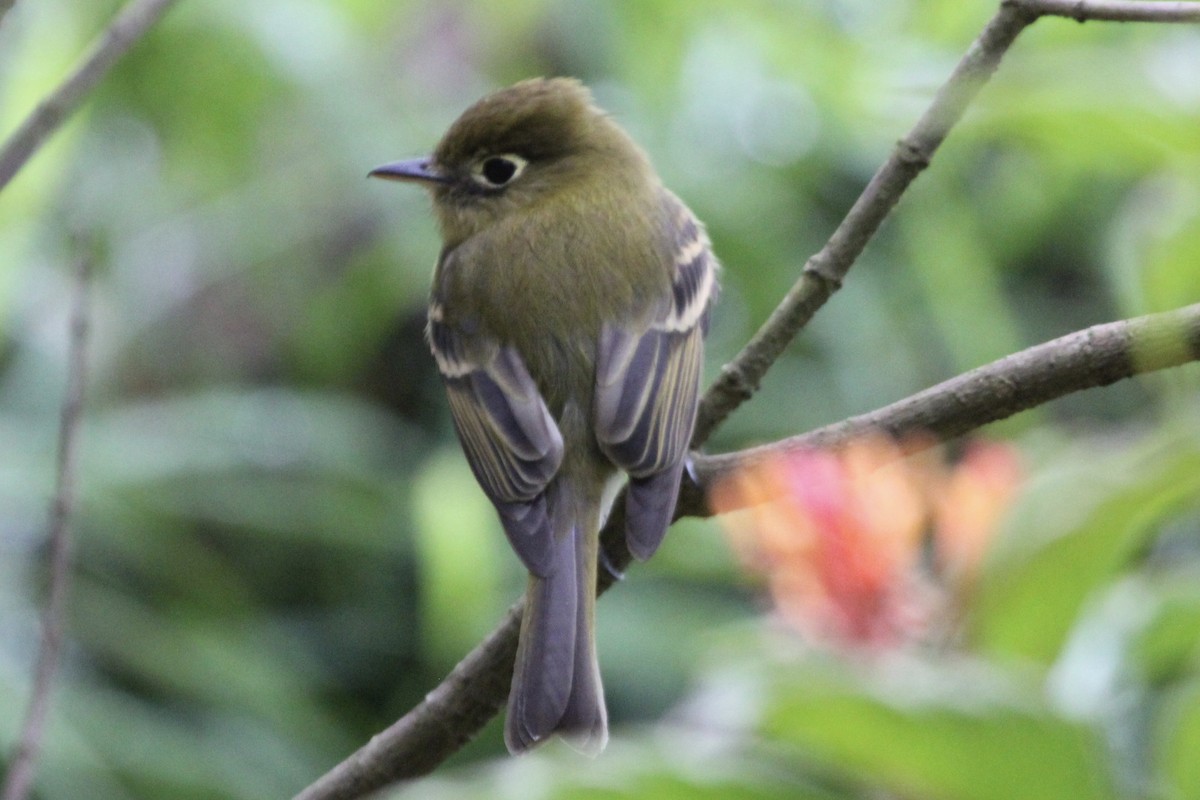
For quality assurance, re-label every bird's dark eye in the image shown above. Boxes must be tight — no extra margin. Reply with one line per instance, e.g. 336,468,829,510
482,157,517,184
474,154,527,188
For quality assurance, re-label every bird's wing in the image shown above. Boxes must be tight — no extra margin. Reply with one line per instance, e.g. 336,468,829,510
429,300,564,576
594,190,718,560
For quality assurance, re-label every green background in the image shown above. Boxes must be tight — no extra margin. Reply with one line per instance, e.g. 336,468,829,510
1,1,1199,798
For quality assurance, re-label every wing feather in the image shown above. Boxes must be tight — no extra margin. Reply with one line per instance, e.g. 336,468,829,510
429,307,564,576
594,191,718,559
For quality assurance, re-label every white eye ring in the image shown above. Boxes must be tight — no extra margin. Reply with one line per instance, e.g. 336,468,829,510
472,154,528,188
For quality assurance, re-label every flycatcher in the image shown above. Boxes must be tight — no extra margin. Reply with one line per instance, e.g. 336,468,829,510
371,77,718,755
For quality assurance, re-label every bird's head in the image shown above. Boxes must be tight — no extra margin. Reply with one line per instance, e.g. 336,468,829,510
370,77,650,245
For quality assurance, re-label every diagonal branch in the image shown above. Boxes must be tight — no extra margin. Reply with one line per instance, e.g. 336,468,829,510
690,2,1036,444
0,0,183,193
296,301,1200,800
691,0,1200,444
294,3,1200,799
2,252,93,800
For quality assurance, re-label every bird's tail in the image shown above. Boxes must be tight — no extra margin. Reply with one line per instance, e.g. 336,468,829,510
505,486,607,755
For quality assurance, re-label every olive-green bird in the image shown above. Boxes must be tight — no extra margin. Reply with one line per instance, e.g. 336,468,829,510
371,77,718,755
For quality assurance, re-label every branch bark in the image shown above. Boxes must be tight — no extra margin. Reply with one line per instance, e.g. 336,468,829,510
1014,0,1200,23
692,0,1200,444
297,302,1200,800
691,2,1036,444
294,2,1200,798
0,0,183,193
2,253,93,800
689,302,1200,501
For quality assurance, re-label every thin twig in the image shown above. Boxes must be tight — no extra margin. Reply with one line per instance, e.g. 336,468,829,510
0,0,182,193
294,2,1200,797
2,253,93,800
1014,0,1200,23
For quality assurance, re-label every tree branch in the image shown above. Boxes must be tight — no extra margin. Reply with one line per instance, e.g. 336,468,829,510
294,2,1200,798
691,0,1200,445
0,0,182,193
691,2,1037,444
687,302,1200,504
2,252,93,800
297,301,1200,800
1013,0,1200,23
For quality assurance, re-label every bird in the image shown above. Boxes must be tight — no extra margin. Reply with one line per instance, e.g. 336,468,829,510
370,77,718,755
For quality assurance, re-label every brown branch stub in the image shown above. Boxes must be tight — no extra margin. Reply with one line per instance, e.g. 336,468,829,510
0,0,183,193
893,136,933,172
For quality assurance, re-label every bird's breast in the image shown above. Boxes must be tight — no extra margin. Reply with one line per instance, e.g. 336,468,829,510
435,187,668,418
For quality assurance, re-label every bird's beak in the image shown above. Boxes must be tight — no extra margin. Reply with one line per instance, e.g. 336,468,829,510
368,157,448,184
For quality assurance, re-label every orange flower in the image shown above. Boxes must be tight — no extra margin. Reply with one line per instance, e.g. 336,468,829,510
932,442,1022,581
712,434,1020,650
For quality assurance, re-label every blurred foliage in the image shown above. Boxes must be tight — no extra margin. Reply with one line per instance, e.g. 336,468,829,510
1,0,1199,798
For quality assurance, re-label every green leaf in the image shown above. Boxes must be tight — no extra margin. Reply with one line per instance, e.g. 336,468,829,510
761,662,1117,800
1131,573,1200,686
385,734,839,800
413,448,509,665
900,181,1027,376
1156,679,1200,799
973,440,1200,664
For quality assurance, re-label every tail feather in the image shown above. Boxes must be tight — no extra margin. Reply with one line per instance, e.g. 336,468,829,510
505,530,578,753
556,522,607,755
505,496,608,755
